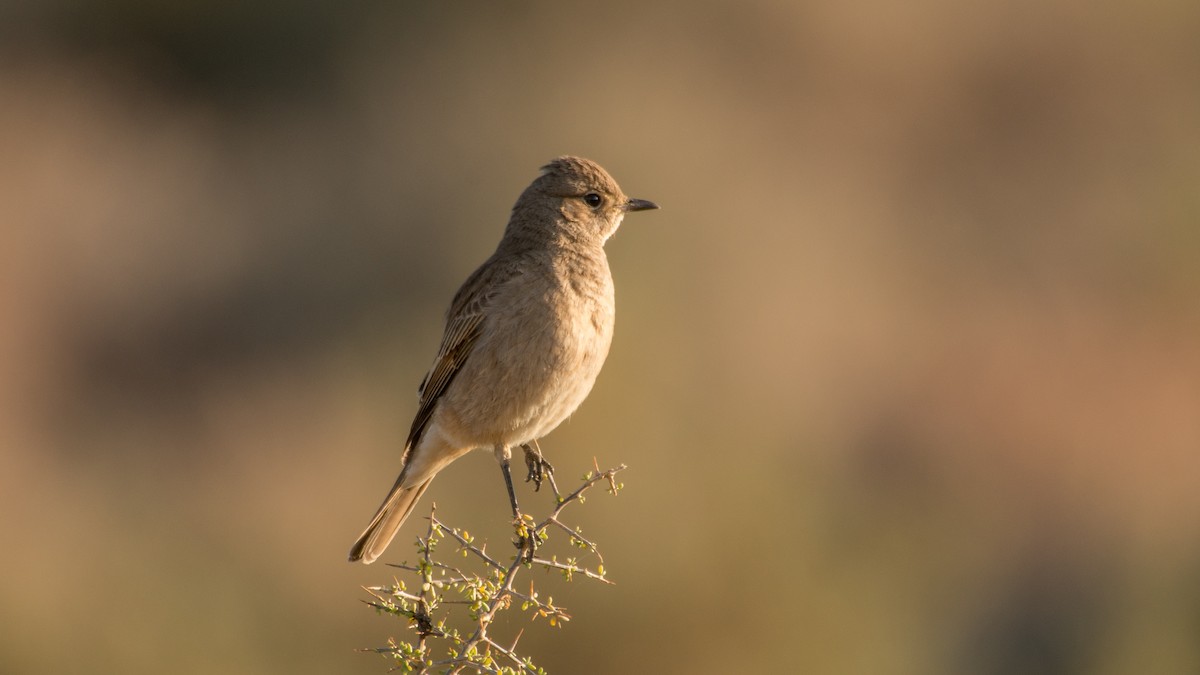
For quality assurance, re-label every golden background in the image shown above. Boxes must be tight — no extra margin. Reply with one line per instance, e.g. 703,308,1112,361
2,2,1198,673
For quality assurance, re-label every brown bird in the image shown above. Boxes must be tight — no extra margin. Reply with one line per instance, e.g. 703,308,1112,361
348,156,658,564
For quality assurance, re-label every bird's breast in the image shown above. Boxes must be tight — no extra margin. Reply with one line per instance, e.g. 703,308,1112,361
437,257,615,448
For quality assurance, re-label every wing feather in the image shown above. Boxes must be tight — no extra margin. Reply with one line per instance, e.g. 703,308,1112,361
401,259,523,459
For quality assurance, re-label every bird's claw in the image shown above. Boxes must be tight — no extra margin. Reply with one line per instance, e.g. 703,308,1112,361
512,513,541,563
521,443,555,492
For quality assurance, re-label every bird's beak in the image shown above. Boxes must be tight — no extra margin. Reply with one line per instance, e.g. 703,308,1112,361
625,198,660,212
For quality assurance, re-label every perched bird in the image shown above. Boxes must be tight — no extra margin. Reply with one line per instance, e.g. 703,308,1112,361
348,156,658,564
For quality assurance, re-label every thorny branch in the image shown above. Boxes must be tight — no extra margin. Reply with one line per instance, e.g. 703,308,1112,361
361,462,627,674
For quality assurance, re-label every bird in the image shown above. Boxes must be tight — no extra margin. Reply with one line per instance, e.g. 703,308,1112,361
348,156,658,564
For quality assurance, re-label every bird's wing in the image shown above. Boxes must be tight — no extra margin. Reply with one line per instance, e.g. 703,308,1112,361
402,258,522,458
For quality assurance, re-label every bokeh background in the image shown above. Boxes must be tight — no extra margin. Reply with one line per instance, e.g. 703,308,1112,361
3,1,1199,673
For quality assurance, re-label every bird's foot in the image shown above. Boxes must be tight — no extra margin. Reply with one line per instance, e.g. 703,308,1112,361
512,512,543,563
412,602,444,639
521,442,555,493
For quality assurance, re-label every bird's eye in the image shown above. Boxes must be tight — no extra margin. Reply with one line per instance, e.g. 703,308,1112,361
583,192,603,208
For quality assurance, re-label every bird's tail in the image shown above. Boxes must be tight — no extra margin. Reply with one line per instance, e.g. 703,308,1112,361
347,476,434,564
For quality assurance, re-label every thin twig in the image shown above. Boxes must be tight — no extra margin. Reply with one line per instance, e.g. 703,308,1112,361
364,463,627,674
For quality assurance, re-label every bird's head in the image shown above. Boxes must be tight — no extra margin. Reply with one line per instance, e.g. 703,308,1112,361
520,156,658,244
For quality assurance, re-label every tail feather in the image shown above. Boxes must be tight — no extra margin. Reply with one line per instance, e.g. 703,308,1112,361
347,477,434,564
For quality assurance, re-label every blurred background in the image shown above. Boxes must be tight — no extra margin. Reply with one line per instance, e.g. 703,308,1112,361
3,1,1199,673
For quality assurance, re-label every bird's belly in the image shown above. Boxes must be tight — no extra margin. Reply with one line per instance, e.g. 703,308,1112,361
437,292,613,449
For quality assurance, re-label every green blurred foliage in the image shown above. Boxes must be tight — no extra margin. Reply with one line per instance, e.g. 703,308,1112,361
2,1,1199,673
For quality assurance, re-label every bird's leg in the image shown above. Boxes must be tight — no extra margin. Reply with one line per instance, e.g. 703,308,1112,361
496,446,538,562
521,439,556,494
495,446,521,519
